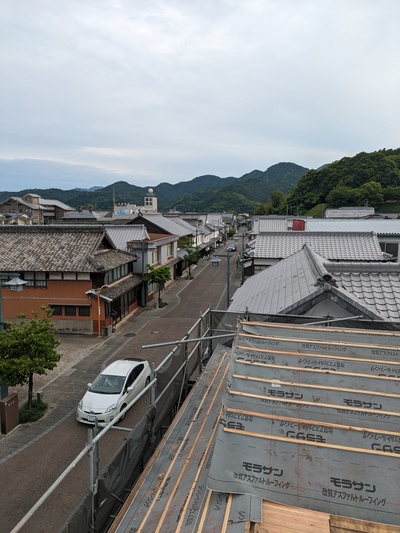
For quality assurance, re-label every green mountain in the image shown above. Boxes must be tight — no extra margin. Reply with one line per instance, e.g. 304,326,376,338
165,163,309,213
0,162,308,213
287,148,400,212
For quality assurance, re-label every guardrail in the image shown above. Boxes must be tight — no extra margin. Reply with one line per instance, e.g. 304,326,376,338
10,307,236,533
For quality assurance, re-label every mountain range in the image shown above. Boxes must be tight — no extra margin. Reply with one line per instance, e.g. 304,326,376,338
0,160,309,213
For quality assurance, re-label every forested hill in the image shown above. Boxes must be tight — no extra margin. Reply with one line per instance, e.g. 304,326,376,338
164,162,309,213
287,148,400,212
0,162,308,213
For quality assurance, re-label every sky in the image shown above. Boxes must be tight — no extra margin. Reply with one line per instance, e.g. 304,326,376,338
1,0,400,190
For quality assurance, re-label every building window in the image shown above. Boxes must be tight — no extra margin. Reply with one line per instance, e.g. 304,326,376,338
380,241,399,260
24,272,47,288
150,248,159,266
167,242,173,258
78,306,90,316
108,263,130,283
50,305,62,316
65,306,76,316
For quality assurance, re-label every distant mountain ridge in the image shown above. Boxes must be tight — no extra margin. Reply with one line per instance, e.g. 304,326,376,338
0,161,309,213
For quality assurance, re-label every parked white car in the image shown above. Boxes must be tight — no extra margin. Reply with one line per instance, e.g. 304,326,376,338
76,358,151,425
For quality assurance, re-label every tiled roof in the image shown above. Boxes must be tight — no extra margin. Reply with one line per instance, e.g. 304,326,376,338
1,196,44,211
105,225,150,251
0,225,107,272
324,206,375,218
230,244,400,321
40,198,75,210
136,213,192,237
231,246,321,315
87,274,143,300
250,232,388,261
62,210,102,219
306,218,400,235
162,215,201,234
326,262,400,320
252,217,292,233
93,249,137,270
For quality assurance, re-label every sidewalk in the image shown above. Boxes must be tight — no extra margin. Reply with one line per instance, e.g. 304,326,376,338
0,253,239,463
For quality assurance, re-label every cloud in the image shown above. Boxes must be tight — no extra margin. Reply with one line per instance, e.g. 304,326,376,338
1,0,399,189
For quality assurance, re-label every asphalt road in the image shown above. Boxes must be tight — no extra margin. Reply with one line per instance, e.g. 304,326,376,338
0,245,242,533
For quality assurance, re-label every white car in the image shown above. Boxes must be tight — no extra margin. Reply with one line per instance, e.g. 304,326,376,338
76,358,151,425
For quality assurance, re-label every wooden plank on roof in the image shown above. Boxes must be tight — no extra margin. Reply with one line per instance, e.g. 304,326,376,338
330,515,400,532
262,501,330,533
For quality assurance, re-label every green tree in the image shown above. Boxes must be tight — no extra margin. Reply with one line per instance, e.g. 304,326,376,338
266,190,287,214
383,186,400,202
326,186,357,206
0,307,60,408
145,264,172,307
180,236,201,279
253,203,268,215
355,181,384,207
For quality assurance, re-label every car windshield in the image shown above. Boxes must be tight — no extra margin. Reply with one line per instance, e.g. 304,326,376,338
89,374,124,394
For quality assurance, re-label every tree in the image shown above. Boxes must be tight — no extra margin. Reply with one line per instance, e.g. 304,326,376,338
254,202,268,215
0,307,61,408
180,236,201,279
145,264,172,307
355,181,384,207
266,190,287,214
326,186,357,206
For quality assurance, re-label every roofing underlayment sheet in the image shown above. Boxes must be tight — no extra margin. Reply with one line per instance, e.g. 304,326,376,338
208,322,400,527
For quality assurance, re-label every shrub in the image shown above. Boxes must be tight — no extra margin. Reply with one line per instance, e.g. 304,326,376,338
19,400,48,423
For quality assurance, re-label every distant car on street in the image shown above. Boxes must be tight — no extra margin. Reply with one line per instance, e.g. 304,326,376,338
227,244,236,252
76,358,151,425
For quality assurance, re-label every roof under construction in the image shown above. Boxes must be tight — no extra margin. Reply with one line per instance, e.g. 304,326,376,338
109,321,400,533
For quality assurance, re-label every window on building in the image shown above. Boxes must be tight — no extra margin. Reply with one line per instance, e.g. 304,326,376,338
108,262,130,283
167,242,173,258
380,241,399,260
65,306,76,316
50,305,62,316
78,306,90,316
150,247,159,265
24,272,47,288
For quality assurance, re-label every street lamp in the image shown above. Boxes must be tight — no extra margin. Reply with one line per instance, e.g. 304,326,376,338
234,233,247,285
0,274,28,399
210,249,232,309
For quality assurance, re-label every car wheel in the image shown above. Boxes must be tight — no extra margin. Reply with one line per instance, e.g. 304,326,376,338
119,403,127,421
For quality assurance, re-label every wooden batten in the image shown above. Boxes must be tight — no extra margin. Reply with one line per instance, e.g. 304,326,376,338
261,501,400,533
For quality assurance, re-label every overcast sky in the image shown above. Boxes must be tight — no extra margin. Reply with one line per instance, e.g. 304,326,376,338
1,0,400,190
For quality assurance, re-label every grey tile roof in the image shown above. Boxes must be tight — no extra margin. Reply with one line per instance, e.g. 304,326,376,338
324,206,375,218
0,225,110,272
231,246,321,315
87,274,143,300
2,196,44,211
134,213,191,237
93,249,137,270
162,215,201,234
306,218,400,235
252,217,294,233
62,210,102,219
230,244,400,321
105,225,150,252
39,198,75,210
326,262,400,320
250,231,388,261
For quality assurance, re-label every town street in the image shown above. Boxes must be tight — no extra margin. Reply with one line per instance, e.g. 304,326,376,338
0,246,241,533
